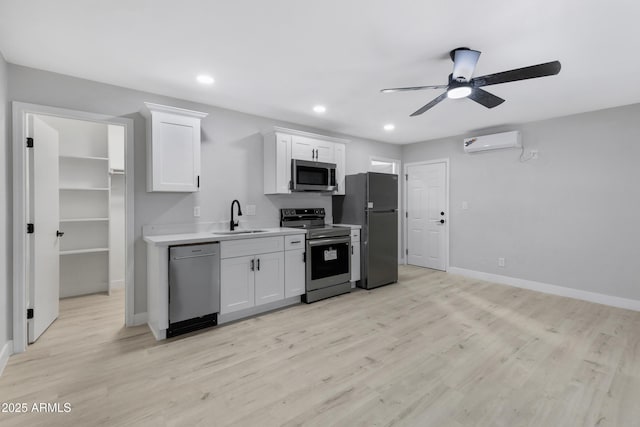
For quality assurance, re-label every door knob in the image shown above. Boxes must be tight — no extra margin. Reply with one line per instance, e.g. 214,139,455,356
439,219,445,224
441,211,445,216
56,230,65,237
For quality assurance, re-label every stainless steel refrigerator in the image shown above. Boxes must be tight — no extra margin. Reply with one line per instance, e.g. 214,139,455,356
332,172,398,289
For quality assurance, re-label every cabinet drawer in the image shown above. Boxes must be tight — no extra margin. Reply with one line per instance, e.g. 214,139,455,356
350,229,360,241
220,236,284,259
284,234,305,251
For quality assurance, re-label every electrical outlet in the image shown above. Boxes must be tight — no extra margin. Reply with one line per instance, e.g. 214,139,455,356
193,206,200,217
462,201,469,210
245,204,256,216
498,257,505,267
530,150,538,160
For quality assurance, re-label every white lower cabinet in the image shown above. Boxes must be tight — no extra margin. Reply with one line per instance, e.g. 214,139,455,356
220,255,256,314
254,251,285,306
285,249,305,297
220,237,292,315
351,229,361,284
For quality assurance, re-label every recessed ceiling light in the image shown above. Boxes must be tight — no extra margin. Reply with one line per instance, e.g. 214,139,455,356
383,124,395,131
196,74,215,85
313,105,326,114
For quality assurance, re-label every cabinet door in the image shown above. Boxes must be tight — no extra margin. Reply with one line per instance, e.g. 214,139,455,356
315,140,335,163
254,252,285,306
291,136,316,161
276,133,292,193
285,249,305,298
220,255,255,314
351,239,361,283
334,143,345,195
149,111,200,192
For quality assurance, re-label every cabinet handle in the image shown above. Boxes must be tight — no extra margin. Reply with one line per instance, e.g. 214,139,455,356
290,240,301,244
351,245,354,255
256,258,260,271
250,259,255,271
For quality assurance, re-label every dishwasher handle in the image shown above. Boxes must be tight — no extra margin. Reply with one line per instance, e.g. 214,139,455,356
172,253,216,261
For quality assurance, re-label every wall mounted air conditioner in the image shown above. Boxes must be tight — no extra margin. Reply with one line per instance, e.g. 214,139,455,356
463,130,521,153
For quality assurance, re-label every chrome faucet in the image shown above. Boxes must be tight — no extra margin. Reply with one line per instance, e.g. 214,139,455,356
230,200,243,231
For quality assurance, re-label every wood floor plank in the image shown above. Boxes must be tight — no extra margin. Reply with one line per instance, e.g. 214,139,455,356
1,266,640,426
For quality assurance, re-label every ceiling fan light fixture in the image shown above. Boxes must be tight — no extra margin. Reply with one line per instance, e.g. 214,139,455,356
447,86,472,99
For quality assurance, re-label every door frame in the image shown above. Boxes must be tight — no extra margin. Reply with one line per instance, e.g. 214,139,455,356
403,158,450,271
12,102,135,354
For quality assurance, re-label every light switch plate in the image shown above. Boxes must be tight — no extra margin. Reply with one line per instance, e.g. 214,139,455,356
193,206,200,217
462,201,469,210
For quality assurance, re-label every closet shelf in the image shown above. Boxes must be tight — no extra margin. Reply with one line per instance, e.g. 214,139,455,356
60,248,109,255
59,155,109,161
60,218,109,223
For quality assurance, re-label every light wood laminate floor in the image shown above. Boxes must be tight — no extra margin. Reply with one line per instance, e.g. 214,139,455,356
1,266,640,426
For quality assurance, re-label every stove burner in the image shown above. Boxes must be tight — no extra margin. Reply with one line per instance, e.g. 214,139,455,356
280,208,350,239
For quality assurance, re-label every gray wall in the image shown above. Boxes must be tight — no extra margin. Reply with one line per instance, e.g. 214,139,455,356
0,51,9,349
403,104,640,300
7,64,401,315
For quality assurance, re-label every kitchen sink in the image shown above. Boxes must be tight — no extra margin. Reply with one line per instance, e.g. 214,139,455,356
213,230,267,235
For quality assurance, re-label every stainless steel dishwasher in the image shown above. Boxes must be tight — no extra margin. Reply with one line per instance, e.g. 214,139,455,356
168,243,220,337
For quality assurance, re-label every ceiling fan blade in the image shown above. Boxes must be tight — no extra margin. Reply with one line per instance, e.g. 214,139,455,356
380,84,447,93
467,88,505,108
472,60,561,87
410,92,448,116
452,48,481,81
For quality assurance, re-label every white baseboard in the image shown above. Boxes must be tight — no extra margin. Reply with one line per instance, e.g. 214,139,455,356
0,340,13,377
132,312,148,326
109,280,125,290
448,267,640,312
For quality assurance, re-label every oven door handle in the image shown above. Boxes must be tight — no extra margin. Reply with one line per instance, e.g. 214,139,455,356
307,237,351,247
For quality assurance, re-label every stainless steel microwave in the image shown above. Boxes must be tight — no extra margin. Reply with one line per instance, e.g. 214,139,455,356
291,159,337,192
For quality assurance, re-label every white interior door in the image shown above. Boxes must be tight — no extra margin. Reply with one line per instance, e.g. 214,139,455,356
407,162,447,271
29,115,61,343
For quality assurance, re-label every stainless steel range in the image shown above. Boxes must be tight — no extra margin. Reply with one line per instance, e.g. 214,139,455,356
280,208,351,303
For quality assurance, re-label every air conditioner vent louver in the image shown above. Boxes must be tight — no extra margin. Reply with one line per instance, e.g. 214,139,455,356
463,130,521,153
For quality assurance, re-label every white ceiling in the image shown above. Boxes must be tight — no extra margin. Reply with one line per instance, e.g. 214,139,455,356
1,0,640,144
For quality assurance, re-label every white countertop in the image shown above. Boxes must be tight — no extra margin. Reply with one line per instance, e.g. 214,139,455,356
143,227,306,246
333,223,362,229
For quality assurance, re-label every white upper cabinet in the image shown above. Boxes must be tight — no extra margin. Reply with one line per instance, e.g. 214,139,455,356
334,142,346,195
143,102,208,192
263,127,348,195
291,135,334,162
263,132,292,194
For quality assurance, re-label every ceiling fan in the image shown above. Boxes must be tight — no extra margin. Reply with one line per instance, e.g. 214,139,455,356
381,48,561,116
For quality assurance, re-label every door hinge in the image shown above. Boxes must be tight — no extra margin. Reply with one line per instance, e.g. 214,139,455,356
405,174,408,181
197,175,200,188
27,223,34,234
27,308,34,319
26,137,34,148
405,212,408,218
303,252,306,263
406,248,408,255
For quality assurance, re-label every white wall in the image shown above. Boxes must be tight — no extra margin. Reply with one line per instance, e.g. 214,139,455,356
0,51,10,361
108,125,125,288
403,104,640,301
7,64,401,315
